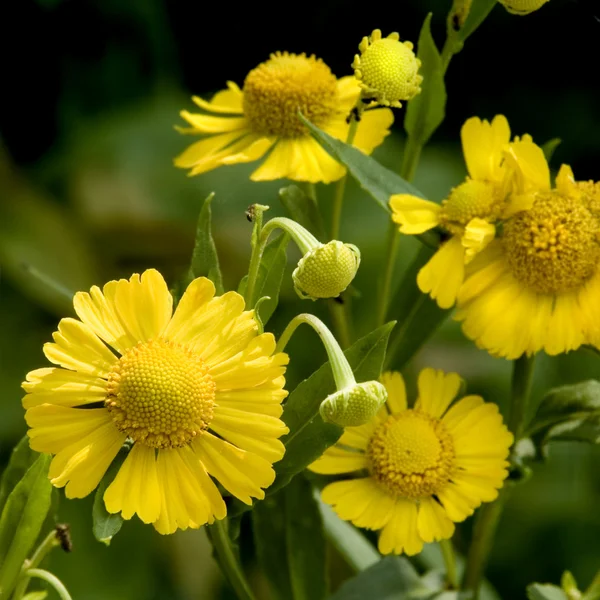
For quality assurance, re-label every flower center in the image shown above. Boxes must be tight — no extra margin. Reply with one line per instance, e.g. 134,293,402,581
503,191,600,294
440,180,503,233
105,339,216,448
242,52,338,138
367,410,455,499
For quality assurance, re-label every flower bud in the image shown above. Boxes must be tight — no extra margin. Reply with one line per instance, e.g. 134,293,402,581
320,381,387,427
292,241,361,300
352,29,422,108
498,0,549,15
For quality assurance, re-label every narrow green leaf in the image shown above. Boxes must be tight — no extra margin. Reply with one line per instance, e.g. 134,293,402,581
0,454,53,598
527,583,569,600
404,14,447,148
279,185,327,241
299,114,426,212
271,322,395,493
329,556,429,600
188,192,223,294
457,0,497,43
285,475,327,600
92,448,129,545
0,436,37,515
528,380,600,458
541,138,561,162
23,592,48,600
317,497,379,572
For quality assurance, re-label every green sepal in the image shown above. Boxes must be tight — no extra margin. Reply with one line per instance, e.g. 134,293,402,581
542,138,561,162
279,185,327,242
404,14,447,149
0,454,53,598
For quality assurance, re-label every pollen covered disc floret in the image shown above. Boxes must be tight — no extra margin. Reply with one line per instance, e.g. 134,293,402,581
367,409,455,499
243,52,338,138
106,338,216,448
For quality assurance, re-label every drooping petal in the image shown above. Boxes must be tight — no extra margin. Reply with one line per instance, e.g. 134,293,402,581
437,482,479,522
215,376,288,418
380,371,407,414
174,131,246,167
221,137,276,167
190,82,244,114
416,497,455,543
389,195,441,234
309,447,368,474
415,368,461,419
187,134,259,177
378,500,423,556
179,112,248,134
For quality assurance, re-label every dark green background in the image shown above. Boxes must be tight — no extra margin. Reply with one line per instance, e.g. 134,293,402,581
1,0,599,598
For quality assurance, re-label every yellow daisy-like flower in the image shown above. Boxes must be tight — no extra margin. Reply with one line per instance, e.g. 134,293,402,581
22,270,289,534
456,163,600,359
390,115,548,309
311,369,513,555
175,52,393,183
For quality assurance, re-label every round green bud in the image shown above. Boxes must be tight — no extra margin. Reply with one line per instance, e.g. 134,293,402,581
292,241,361,300
320,380,387,427
498,0,549,14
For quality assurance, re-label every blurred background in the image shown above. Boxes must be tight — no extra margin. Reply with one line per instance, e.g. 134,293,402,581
1,0,599,598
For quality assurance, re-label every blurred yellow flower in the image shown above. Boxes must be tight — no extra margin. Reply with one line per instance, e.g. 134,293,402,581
311,369,512,555
456,164,600,359
22,270,289,534
390,115,548,308
175,52,393,183
498,0,550,15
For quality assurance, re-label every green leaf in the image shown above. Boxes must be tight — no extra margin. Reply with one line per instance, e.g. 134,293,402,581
317,498,379,572
279,185,327,241
541,138,561,163
404,14,447,148
0,454,53,598
92,448,129,545
0,436,37,515
329,556,430,600
271,322,395,494
385,246,450,369
457,0,497,43
527,380,600,458
23,592,48,600
299,114,426,212
527,583,569,600
187,192,223,294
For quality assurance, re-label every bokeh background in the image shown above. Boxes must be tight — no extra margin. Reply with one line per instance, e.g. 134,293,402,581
1,0,599,598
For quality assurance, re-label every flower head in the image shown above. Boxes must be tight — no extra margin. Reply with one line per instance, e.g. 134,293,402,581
311,369,513,555
175,52,393,183
352,30,422,108
23,270,289,534
498,0,550,15
456,163,600,358
292,240,361,300
390,115,549,308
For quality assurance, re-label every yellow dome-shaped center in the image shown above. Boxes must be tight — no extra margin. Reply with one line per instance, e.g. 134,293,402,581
106,339,216,448
503,191,600,294
242,52,338,138
440,180,502,233
367,410,454,498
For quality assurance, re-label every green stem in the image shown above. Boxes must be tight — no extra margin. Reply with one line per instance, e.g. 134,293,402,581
209,519,256,600
330,114,359,241
275,313,355,389
508,355,536,443
439,539,458,589
13,529,61,600
25,569,73,600
376,221,401,326
329,299,352,349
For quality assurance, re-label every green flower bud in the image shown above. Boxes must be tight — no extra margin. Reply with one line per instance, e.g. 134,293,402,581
498,0,549,15
292,241,361,300
320,380,387,427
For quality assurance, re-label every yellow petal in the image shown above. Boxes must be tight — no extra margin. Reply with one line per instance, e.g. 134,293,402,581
187,134,258,177
417,236,465,309
555,164,578,196
502,192,536,218
380,371,407,413
505,138,550,192
389,195,441,234
191,83,243,115
43,318,117,378
337,422,376,450
415,368,461,419
437,483,478,522
416,497,455,543
174,131,246,168
251,139,299,181
441,395,485,433
378,500,423,556
335,76,361,110
194,432,275,505
179,111,248,134
22,367,107,409
462,218,495,262
104,444,161,523
221,137,275,166
461,115,510,181
215,376,288,418
309,447,367,474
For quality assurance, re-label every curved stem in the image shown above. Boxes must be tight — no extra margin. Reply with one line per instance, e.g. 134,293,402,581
25,569,73,600
275,313,355,389
439,539,458,590
209,519,256,600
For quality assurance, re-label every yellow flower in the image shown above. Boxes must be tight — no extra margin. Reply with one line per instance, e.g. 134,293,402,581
456,163,600,359
498,0,550,15
175,52,393,183
390,115,548,308
352,29,422,108
311,369,512,555
22,270,289,534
